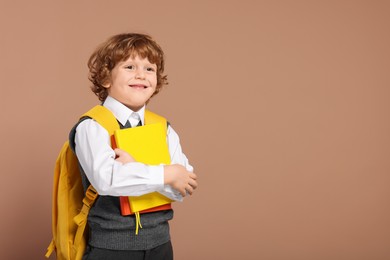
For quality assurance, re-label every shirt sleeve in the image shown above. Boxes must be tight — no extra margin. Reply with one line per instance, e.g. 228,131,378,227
74,118,165,196
158,125,194,202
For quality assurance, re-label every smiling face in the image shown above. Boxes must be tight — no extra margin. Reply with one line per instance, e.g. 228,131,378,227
104,55,157,111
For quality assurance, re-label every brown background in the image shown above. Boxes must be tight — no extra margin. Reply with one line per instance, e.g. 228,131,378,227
0,1,389,259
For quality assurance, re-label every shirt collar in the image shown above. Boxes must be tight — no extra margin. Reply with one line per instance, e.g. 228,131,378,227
103,96,145,126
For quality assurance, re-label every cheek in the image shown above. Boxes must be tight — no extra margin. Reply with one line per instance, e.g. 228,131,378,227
152,76,158,87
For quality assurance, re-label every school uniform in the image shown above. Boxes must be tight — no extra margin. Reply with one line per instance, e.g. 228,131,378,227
71,96,193,259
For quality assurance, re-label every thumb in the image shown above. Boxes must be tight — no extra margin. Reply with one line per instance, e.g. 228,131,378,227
114,148,125,157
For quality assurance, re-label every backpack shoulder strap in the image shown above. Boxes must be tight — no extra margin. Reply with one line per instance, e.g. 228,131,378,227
145,109,168,133
82,105,120,135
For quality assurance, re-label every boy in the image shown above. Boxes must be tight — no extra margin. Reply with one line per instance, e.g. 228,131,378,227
72,33,197,260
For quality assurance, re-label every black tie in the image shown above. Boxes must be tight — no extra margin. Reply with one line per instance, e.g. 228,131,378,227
120,119,142,129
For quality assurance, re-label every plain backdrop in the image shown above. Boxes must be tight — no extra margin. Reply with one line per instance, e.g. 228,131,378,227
0,1,389,259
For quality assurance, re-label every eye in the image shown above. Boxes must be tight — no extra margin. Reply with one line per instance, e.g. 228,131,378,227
125,65,135,70
146,67,156,72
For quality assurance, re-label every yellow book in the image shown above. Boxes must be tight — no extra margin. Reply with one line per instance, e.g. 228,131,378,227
114,123,173,214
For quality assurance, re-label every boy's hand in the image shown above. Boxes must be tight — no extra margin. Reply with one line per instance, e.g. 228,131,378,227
164,164,198,197
114,148,136,164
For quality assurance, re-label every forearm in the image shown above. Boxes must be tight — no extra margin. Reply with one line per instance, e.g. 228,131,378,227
74,119,164,196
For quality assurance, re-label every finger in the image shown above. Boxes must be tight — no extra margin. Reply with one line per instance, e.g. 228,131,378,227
186,185,193,195
189,172,197,180
180,188,187,197
188,179,198,189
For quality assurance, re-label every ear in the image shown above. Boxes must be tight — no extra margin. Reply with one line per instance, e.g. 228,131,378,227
102,81,111,89
102,73,112,89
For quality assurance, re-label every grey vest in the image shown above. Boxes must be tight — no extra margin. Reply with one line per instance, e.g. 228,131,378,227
69,117,173,250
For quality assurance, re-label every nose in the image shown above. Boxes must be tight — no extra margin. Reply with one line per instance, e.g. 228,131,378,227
135,69,145,79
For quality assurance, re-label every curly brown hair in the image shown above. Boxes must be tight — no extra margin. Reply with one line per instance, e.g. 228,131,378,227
88,33,168,102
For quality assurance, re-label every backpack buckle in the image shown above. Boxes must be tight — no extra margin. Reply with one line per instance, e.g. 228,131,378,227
83,186,98,207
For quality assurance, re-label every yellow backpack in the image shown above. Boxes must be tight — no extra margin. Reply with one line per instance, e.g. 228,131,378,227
45,105,167,260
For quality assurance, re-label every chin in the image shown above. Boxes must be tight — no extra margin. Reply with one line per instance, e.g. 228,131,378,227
125,103,146,111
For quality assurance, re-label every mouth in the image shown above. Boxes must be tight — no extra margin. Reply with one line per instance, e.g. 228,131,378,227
129,84,148,89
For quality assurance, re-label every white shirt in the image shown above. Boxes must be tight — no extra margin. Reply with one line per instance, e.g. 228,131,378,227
74,96,193,201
